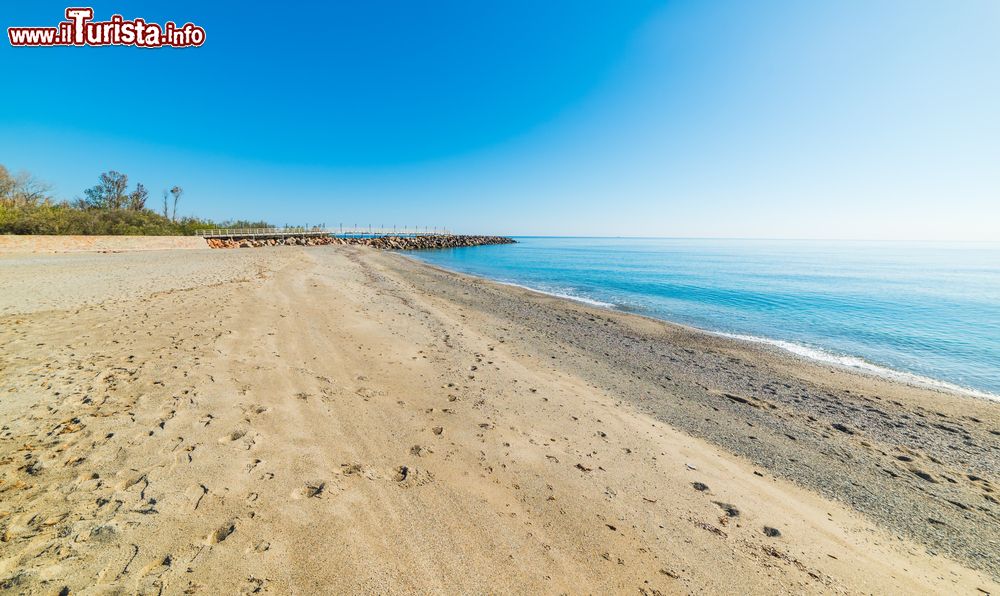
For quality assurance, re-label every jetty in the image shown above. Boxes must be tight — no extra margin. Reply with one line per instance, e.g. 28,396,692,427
195,226,452,240
197,228,515,250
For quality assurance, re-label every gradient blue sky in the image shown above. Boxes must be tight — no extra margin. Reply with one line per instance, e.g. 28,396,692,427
2,1,998,239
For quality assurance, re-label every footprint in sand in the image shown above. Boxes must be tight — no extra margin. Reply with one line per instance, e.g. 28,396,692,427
712,501,740,517
297,481,326,499
341,462,378,480
219,428,258,451
208,520,237,544
220,428,247,443
247,540,270,554
241,576,267,594
393,465,433,487
241,404,270,420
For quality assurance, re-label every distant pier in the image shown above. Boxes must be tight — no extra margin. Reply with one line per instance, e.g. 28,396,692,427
201,231,514,250
194,227,452,240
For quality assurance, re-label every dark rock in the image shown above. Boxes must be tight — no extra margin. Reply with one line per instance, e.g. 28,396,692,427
712,501,740,517
831,423,854,435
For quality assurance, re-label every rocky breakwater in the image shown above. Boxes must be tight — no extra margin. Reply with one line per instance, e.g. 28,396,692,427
206,234,516,250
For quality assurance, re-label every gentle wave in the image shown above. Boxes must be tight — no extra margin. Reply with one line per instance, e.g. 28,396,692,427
498,281,617,308
718,332,1000,401
492,280,999,401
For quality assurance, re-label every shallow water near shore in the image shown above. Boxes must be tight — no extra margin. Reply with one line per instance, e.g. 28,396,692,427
408,237,1000,398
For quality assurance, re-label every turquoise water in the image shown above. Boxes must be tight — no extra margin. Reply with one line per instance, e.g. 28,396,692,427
408,238,1000,398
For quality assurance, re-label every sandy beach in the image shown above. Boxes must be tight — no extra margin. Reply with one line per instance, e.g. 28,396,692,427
0,245,997,594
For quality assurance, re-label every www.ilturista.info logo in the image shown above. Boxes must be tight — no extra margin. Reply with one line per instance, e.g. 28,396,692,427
7,8,205,48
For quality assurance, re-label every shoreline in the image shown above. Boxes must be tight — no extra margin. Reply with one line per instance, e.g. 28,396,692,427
715,331,1000,402
388,248,999,577
0,245,996,592
401,252,1000,403
4,231,993,403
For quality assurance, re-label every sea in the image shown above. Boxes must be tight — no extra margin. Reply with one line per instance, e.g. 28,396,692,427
407,237,1000,399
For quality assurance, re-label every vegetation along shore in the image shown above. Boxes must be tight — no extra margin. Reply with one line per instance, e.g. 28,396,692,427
0,165,269,236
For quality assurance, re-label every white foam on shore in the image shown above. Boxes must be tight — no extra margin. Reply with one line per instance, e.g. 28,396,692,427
405,254,999,402
718,332,1000,401
502,280,999,401
498,281,617,308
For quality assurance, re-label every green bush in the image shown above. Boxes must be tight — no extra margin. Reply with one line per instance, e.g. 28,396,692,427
0,166,275,235
0,203,263,236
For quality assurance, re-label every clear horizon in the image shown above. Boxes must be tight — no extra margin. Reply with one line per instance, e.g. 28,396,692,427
518,236,1000,240
2,1,998,241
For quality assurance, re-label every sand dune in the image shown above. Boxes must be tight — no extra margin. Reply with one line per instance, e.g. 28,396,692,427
0,246,995,594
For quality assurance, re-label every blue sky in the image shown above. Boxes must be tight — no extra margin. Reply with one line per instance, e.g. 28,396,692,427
2,1,998,239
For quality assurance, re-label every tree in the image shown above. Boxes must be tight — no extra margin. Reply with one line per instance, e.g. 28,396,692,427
15,172,51,206
162,189,169,218
0,164,52,208
128,183,148,210
0,165,14,201
0,165,15,203
84,171,129,209
170,185,183,221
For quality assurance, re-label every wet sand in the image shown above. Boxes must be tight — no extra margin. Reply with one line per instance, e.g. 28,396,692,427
0,246,996,594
